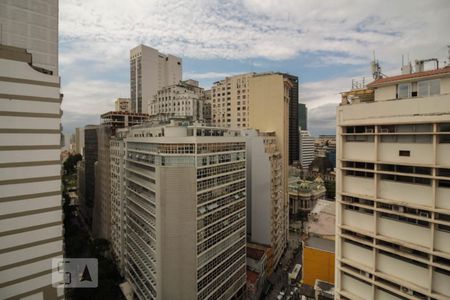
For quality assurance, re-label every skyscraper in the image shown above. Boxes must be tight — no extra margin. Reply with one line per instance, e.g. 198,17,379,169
211,72,293,269
130,45,182,114
284,73,299,164
336,65,450,299
300,130,315,168
0,1,64,299
123,123,246,299
298,103,307,130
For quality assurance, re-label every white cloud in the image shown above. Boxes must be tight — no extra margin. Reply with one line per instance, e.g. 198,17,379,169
61,78,128,133
59,0,450,132
183,71,243,80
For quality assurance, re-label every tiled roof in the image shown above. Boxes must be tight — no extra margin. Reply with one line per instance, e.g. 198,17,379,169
246,270,260,284
367,66,450,87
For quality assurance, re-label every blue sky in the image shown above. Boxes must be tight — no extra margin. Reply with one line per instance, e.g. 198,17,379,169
60,0,450,136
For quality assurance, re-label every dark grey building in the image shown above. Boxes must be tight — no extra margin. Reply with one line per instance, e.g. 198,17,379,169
299,103,307,130
81,125,99,228
281,73,299,165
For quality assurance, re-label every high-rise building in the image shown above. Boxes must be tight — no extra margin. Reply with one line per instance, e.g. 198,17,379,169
93,111,149,240
123,123,246,300
203,89,212,126
336,65,450,299
298,103,307,130
0,1,64,299
75,127,85,155
149,80,205,122
284,73,299,165
80,125,99,228
130,45,182,113
110,128,128,276
243,129,283,273
300,130,315,168
211,73,293,269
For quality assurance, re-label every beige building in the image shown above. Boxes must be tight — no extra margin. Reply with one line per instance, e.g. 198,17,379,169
336,64,450,299
115,98,131,112
75,127,85,155
130,45,182,113
123,123,246,300
0,1,64,299
149,80,205,122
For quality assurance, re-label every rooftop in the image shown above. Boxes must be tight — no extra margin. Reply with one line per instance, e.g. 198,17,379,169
246,270,260,285
307,199,336,238
304,236,335,253
247,246,266,261
367,66,450,87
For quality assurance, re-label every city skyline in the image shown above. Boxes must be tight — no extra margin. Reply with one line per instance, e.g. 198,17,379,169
60,0,450,136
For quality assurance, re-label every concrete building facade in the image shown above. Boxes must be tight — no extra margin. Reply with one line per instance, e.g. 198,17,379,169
299,103,307,130
336,66,450,299
130,45,182,114
75,127,85,155
243,130,283,272
0,1,64,299
115,98,131,112
300,130,315,168
123,123,246,300
149,80,205,122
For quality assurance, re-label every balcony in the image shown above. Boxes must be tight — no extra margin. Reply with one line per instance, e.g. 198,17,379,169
437,143,450,166
434,229,450,253
377,252,428,289
342,209,373,233
343,141,375,161
342,241,373,268
432,269,450,297
378,216,430,248
341,273,372,299
378,142,433,165
378,180,433,207
436,187,450,210
342,176,374,197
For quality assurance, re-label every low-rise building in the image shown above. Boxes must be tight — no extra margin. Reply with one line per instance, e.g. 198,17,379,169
288,177,326,221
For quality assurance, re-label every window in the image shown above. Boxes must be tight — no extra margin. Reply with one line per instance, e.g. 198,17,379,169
397,83,411,99
417,79,440,97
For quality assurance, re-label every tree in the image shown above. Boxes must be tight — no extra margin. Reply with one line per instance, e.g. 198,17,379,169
324,180,336,200
64,153,83,175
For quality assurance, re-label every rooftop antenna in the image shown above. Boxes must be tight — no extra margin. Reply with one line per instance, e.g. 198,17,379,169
371,51,383,79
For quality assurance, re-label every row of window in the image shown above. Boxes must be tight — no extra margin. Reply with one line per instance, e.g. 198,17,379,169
197,181,246,204
197,229,245,266
197,161,245,179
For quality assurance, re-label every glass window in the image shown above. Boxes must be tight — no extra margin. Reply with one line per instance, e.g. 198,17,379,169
418,79,440,97
398,83,411,99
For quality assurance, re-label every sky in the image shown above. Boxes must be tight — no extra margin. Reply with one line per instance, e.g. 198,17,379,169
60,0,450,137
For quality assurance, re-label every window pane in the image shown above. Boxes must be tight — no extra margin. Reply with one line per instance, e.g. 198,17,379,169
417,81,428,97
429,79,440,95
398,83,411,98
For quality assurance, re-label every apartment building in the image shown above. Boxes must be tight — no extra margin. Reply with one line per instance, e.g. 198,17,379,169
123,123,246,300
79,125,99,229
0,1,64,299
92,111,150,240
203,89,212,126
336,65,450,299
75,127,85,155
300,130,315,168
211,74,293,252
149,80,205,122
243,129,283,273
130,44,182,113
110,129,128,276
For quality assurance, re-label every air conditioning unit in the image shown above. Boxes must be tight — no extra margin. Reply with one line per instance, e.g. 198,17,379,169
366,128,374,133
381,128,389,133
401,287,414,296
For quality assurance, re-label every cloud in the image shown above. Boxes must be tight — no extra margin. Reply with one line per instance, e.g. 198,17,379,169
61,79,128,133
59,0,450,132
308,103,338,136
183,71,242,80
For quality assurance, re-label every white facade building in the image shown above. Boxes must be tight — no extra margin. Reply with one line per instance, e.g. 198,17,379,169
123,123,246,300
130,45,182,114
243,129,284,273
336,65,450,299
300,130,315,168
0,1,63,299
149,81,205,122
110,129,128,276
